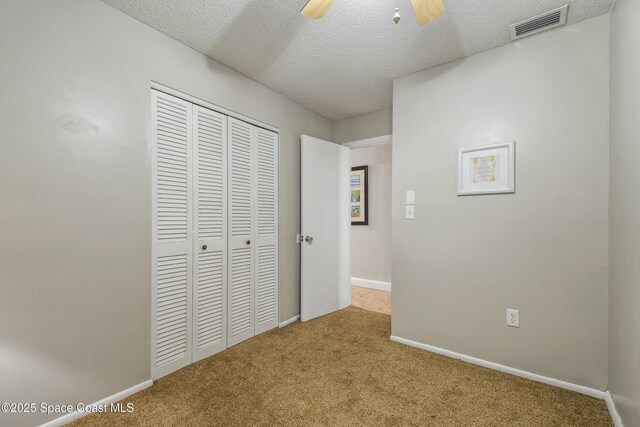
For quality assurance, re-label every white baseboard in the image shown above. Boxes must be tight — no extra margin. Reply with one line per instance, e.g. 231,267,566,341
389,335,605,399
351,277,391,292
605,391,624,427
39,380,153,427
279,315,299,328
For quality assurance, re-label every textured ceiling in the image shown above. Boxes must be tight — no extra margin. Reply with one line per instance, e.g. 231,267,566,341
101,0,612,121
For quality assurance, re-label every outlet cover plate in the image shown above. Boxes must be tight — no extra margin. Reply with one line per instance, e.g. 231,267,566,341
405,205,415,219
506,309,520,328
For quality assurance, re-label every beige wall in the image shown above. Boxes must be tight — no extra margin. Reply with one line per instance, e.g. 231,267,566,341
609,0,640,424
391,15,610,390
0,1,332,425
350,145,392,283
333,108,392,144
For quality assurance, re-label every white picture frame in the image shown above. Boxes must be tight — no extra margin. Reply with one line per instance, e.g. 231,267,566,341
457,141,515,196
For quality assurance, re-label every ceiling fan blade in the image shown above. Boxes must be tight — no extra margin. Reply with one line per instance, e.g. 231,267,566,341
300,0,336,19
411,0,446,25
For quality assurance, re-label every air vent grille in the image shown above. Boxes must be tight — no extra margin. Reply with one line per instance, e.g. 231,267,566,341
509,5,568,41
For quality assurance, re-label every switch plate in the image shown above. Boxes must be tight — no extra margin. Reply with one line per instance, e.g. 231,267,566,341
406,190,415,205
405,205,415,219
506,309,520,328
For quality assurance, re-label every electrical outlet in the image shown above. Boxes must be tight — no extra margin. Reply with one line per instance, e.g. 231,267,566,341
506,309,520,328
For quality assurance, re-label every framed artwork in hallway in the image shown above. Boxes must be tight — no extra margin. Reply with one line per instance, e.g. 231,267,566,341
351,166,369,225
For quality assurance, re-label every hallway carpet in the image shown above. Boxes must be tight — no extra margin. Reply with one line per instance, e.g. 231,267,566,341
71,307,611,426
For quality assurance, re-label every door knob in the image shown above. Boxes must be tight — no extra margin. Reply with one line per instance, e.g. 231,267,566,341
305,236,313,244
202,245,207,250
246,240,251,245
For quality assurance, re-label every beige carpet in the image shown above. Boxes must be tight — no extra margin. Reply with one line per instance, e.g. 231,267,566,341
71,307,611,426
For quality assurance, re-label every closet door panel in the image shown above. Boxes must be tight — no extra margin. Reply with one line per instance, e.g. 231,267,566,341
255,128,279,334
192,106,227,362
152,90,193,379
227,118,255,346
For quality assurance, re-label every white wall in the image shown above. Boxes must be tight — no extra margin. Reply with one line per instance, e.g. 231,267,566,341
333,108,392,144
350,144,392,283
0,1,332,425
392,15,609,390
609,0,640,424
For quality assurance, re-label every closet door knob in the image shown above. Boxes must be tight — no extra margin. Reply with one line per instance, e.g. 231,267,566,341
246,240,251,245
202,245,207,250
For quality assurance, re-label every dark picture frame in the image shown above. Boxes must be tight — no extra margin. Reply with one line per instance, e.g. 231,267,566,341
351,165,369,226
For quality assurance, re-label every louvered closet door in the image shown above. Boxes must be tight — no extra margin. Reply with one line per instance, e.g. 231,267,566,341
151,90,193,379
192,106,227,362
227,118,255,346
254,128,279,334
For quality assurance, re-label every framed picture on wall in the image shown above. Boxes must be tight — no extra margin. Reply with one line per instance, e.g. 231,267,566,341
457,141,515,196
351,166,369,225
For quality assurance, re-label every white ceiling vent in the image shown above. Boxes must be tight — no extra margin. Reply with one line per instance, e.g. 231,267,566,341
509,5,568,41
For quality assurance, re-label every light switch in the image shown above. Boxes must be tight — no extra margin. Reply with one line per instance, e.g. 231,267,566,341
405,205,415,219
406,190,415,205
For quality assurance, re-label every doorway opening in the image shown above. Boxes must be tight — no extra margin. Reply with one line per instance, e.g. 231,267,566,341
346,135,392,316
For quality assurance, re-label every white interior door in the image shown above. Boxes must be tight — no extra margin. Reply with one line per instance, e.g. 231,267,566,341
300,135,351,322
192,105,227,362
152,88,280,375
151,90,193,379
227,118,255,346
255,128,279,334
